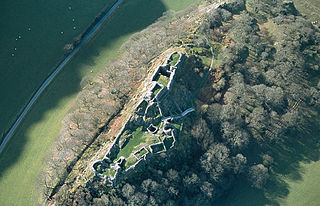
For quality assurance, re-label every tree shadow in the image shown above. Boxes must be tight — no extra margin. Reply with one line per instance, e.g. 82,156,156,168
215,114,320,205
264,117,320,204
0,0,174,202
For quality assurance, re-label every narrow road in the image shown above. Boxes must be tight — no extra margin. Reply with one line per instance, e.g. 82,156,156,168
0,0,123,154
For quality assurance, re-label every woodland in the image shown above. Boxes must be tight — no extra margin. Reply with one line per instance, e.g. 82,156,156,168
43,0,320,205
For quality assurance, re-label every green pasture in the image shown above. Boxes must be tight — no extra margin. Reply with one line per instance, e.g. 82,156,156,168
136,148,148,159
117,126,150,159
283,160,320,206
0,0,200,205
125,155,138,169
0,0,117,143
292,0,320,22
157,74,170,87
216,123,320,206
153,84,162,95
169,53,180,66
216,160,320,206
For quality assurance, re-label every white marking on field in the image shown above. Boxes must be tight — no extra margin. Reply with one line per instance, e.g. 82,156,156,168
0,0,124,156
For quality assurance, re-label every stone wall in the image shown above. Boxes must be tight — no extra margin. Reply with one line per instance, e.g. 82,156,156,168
89,51,192,186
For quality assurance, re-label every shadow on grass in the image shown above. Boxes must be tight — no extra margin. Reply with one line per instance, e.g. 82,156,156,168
215,113,320,206
0,0,170,198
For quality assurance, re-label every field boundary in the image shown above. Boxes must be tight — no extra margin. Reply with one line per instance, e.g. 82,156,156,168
0,0,124,154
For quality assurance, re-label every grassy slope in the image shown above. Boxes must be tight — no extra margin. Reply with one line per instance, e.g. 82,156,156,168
283,161,320,206
215,159,320,206
292,0,320,22
0,0,115,142
0,0,199,205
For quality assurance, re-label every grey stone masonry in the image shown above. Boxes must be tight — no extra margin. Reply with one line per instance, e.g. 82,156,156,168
89,51,194,186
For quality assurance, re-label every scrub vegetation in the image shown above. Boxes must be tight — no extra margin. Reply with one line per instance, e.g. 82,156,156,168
0,0,199,205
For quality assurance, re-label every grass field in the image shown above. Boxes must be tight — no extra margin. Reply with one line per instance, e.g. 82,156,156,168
283,160,320,206
292,0,320,22
117,126,149,159
125,155,138,169
0,0,117,143
157,74,170,87
216,126,320,206
215,160,320,206
0,0,200,205
169,53,180,66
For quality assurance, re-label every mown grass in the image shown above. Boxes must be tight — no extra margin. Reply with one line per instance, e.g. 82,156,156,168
153,84,162,95
117,126,150,159
135,148,148,159
124,155,138,170
0,0,116,143
0,0,200,205
169,53,180,66
145,135,161,145
157,75,170,87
